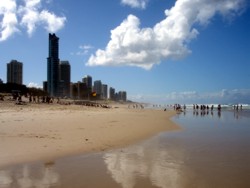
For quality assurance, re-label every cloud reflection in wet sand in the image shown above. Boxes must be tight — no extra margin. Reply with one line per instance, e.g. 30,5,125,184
0,162,59,188
104,138,190,188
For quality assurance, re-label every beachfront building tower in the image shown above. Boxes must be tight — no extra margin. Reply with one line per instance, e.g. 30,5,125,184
109,87,115,100
82,75,92,90
102,84,108,99
82,75,92,99
47,33,60,97
60,61,71,97
93,80,102,97
118,91,127,102
7,60,23,85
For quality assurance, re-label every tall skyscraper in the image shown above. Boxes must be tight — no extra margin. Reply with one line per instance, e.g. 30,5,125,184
119,91,127,102
7,60,23,85
82,75,92,89
60,61,71,97
102,84,108,99
93,80,102,96
47,33,60,97
109,87,115,100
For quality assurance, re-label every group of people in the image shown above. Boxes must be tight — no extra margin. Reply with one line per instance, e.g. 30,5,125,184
74,101,111,108
193,104,219,111
172,104,223,112
28,95,58,104
173,104,183,111
233,104,243,111
11,94,111,109
128,104,144,109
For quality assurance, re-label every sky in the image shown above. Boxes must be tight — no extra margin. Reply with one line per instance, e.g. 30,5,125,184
0,0,250,104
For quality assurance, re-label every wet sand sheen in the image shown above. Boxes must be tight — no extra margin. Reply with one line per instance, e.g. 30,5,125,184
0,102,179,167
1,110,250,188
1,108,250,187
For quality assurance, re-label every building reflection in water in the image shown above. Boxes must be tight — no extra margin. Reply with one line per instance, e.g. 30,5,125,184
103,137,192,188
0,161,59,188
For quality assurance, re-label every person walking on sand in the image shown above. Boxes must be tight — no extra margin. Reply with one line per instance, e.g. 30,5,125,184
218,104,221,111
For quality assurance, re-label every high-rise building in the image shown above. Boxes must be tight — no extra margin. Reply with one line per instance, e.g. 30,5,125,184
7,60,23,85
70,82,88,99
82,75,92,89
93,80,102,96
47,33,60,97
118,91,127,102
109,87,115,100
43,81,48,93
102,84,108,99
60,61,71,97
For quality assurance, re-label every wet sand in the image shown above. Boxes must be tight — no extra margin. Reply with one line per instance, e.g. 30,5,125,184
1,110,250,188
0,101,178,167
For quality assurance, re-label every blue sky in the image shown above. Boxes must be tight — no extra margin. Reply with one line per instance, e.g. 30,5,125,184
0,0,250,104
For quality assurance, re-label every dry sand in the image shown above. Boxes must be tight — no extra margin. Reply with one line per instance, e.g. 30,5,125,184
0,100,179,167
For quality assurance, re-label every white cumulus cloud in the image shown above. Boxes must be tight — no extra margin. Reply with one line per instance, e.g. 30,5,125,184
129,89,250,104
71,45,94,56
39,10,66,33
0,0,19,41
121,0,149,9
27,82,42,88
0,0,66,41
87,0,246,70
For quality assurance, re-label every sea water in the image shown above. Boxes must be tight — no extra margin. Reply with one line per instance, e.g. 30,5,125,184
1,109,250,188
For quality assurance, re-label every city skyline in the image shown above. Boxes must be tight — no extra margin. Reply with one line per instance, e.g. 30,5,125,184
0,0,250,104
1,49,127,101
44,33,127,99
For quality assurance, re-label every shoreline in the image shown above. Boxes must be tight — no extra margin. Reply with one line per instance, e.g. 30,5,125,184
0,101,179,168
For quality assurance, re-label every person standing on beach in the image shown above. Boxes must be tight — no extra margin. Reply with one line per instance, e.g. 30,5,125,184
218,104,221,111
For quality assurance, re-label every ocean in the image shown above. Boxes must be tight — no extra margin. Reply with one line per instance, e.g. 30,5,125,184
1,108,250,188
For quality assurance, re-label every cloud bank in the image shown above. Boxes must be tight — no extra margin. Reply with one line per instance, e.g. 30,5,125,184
87,0,246,70
0,0,66,41
121,0,149,9
27,82,42,88
129,89,250,104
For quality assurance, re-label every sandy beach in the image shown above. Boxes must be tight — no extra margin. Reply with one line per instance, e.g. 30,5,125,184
0,100,178,167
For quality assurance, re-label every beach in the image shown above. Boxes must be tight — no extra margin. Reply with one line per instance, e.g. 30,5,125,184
0,100,178,168
1,103,250,188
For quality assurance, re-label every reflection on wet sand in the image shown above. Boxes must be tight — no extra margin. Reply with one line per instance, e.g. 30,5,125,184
104,138,192,188
104,110,250,188
1,110,250,188
0,162,59,188
190,109,221,118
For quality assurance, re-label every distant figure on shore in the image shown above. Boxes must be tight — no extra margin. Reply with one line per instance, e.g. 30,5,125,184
211,105,214,111
218,104,221,111
174,104,182,112
233,104,243,111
